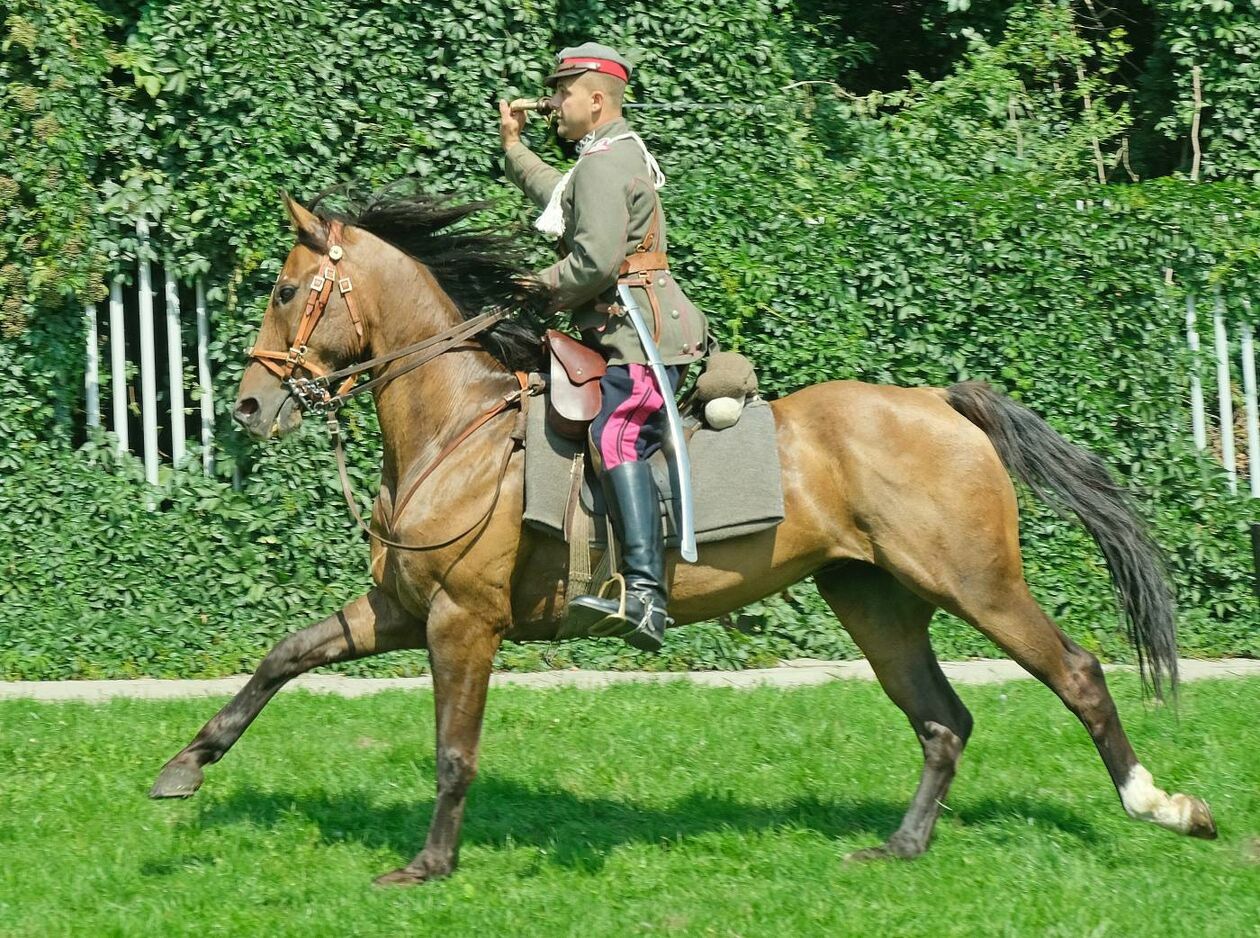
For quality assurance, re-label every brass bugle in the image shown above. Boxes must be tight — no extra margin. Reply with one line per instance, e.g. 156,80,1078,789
506,96,558,115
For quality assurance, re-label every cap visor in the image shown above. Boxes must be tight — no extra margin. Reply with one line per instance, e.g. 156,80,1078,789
544,66,591,86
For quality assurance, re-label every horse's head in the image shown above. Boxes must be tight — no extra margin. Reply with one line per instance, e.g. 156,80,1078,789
233,194,369,439
234,187,551,440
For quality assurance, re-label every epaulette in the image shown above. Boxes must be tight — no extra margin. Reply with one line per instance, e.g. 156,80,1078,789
582,137,618,157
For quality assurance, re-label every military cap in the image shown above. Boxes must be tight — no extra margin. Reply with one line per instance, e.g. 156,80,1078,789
545,42,633,86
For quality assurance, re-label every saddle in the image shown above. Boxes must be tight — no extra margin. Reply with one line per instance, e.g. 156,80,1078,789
522,387,785,617
545,329,605,440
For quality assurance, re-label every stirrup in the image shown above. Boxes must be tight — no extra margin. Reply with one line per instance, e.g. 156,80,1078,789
565,574,672,651
562,574,628,638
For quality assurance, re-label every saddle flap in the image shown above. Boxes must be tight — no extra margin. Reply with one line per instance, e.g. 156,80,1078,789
522,395,786,551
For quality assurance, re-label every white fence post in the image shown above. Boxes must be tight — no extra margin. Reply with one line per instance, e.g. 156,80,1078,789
1212,290,1237,494
195,278,215,474
96,248,217,487
136,219,159,488
1242,304,1259,500
109,277,128,456
1185,292,1207,451
1246,301,1260,596
164,266,187,468
84,303,100,429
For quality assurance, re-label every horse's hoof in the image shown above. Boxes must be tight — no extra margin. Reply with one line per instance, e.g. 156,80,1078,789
845,837,922,862
1186,796,1218,840
373,861,452,887
149,762,204,799
845,845,895,863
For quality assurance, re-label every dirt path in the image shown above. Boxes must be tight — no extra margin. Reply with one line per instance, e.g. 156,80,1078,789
2,658,1257,701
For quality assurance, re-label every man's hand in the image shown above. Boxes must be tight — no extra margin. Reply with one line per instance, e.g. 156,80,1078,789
499,100,527,152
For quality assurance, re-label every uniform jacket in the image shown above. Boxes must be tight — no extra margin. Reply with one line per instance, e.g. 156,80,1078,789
505,117,709,367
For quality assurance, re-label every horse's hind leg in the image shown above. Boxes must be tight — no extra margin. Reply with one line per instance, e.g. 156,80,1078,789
814,563,971,860
943,581,1217,839
149,588,422,798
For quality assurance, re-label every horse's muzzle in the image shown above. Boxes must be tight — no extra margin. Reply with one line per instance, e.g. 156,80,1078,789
234,390,301,439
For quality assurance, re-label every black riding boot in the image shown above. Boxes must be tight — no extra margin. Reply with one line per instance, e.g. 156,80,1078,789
568,460,671,651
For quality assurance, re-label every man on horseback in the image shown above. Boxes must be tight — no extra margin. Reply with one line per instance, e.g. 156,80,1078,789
498,42,709,651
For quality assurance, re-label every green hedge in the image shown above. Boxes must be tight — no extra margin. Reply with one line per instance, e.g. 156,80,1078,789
0,1,1256,680
1148,0,1260,182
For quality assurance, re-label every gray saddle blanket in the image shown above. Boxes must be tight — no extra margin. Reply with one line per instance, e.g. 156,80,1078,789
523,393,785,546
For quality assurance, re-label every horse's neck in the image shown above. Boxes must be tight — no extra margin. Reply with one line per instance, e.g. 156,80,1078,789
369,300,516,490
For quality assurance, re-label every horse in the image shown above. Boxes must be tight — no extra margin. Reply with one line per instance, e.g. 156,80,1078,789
150,188,1217,886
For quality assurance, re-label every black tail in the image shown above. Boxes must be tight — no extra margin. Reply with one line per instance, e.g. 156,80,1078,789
946,381,1178,699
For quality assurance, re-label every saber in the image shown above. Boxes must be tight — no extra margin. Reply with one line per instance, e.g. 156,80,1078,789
616,283,698,563
506,96,772,114
503,82,852,116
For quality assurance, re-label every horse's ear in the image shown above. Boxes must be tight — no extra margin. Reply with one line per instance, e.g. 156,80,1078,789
281,190,323,245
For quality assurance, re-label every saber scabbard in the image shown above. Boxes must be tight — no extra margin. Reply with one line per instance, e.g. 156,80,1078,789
616,283,698,563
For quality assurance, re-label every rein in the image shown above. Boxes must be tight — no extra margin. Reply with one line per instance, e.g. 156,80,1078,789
327,374,529,552
248,220,536,551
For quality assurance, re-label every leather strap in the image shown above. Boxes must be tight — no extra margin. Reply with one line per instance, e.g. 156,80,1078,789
615,269,664,342
611,194,667,340
619,251,669,276
329,372,532,552
250,222,538,550
248,220,363,384
314,310,505,391
331,414,518,552
391,390,520,524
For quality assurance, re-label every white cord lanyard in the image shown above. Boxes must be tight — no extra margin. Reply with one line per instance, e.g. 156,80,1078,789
534,131,665,239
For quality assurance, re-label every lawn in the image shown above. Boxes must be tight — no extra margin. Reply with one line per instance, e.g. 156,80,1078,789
1,677,1257,937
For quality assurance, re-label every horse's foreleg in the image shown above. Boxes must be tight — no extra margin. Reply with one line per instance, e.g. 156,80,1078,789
816,564,970,860
149,588,422,798
375,596,502,886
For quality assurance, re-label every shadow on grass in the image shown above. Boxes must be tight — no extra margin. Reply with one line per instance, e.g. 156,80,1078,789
177,775,1099,872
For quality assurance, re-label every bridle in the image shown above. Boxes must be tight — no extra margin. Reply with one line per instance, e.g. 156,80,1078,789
247,219,514,414
246,219,537,550
247,219,365,411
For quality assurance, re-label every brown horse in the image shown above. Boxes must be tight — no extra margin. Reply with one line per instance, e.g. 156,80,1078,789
150,190,1217,885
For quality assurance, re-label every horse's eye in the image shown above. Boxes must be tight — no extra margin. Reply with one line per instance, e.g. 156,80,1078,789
277,285,297,304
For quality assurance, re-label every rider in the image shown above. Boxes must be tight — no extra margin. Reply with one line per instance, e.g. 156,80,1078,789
498,42,709,652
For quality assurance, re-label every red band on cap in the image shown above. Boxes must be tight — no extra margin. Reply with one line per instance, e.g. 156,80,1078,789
558,57,629,82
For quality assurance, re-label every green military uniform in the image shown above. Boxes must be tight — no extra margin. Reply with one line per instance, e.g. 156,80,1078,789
504,42,698,653
505,119,708,366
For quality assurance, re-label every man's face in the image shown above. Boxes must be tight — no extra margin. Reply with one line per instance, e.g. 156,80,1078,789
554,74,600,141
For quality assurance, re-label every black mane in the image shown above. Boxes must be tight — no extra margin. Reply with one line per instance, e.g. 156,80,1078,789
309,181,551,372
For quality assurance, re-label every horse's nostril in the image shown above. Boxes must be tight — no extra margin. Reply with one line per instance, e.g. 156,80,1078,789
235,397,260,420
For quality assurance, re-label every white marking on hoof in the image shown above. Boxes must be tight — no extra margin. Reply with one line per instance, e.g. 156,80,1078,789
1120,764,1194,833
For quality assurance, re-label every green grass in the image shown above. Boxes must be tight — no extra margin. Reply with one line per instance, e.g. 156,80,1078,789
1,678,1257,937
